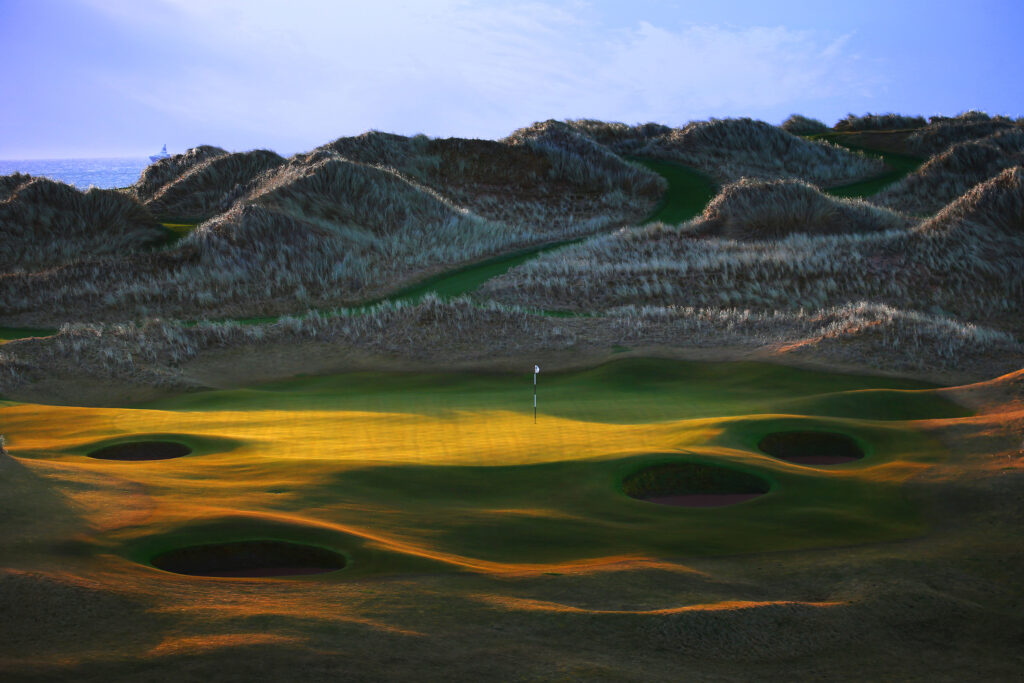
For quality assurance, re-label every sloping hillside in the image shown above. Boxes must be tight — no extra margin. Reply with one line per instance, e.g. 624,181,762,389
0,175,164,271
546,117,886,186
872,130,1024,215
696,178,910,239
0,128,664,324
479,171,1023,333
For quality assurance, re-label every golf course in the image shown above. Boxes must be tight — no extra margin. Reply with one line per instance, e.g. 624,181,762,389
2,111,1022,680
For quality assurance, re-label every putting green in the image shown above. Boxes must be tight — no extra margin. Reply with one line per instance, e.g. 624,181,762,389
1,359,967,575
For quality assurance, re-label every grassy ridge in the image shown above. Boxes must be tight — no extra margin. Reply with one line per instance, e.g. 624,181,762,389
1,130,663,324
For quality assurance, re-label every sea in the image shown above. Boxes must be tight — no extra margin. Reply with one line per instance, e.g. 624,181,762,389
0,157,151,190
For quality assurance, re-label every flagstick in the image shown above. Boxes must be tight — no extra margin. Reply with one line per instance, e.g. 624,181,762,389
533,365,539,424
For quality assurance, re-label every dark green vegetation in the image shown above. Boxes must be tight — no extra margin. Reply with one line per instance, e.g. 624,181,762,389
325,450,923,561
141,357,965,423
816,141,924,198
622,461,771,497
630,157,718,224
384,238,583,304
0,326,56,344
758,430,865,464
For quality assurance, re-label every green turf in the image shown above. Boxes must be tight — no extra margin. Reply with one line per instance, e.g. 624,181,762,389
382,239,584,304
302,446,931,562
0,326,58,344
811,134,925,198
142,358,967,423
147,221,199,249
629,157,718,224
9,357,969,565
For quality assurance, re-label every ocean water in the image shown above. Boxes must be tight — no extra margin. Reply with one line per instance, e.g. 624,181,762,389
0,157,151,190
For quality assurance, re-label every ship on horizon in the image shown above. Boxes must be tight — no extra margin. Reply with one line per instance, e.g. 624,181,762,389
149,144,170,162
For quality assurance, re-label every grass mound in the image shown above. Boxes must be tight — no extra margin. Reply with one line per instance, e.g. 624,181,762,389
908,111,1019,157
0,175,164,270
579,117,886,186
758,431,864,465
917,165,1024,236
150,540,346,577
480,198,1022,334
623,461,770,507
86,440,192,461
133,145,229,203
319,126,664,231
873,130,1024,215
834,113,926,132
781,114,828,135
698,178,910,239
136,149,285,221
3,126,663,323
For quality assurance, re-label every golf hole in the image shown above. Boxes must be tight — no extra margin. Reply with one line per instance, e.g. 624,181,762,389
623,462,770,507
87,440,192,461
758,431,864,465
151,540,347,577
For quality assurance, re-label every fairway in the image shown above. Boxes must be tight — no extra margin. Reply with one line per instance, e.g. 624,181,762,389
2,359,966,576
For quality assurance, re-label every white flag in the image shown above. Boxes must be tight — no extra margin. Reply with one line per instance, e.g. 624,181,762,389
534,365,540,374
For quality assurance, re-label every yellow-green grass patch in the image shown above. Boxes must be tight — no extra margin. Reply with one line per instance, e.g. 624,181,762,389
1,359,966,576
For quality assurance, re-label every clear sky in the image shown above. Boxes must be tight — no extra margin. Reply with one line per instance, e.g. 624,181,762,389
2,0,1022,158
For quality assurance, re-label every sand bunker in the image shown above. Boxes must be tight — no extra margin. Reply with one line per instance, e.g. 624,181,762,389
87,441,191,461
623,462,769,507
150,540,346,577
758,431,864,465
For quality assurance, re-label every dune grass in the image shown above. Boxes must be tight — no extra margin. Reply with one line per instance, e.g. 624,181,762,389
873,129,1024,215
780,114,828,135
1,128,663,324
833,113,927,132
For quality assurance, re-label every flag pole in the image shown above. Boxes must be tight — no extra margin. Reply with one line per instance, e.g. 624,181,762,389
533,365,539,424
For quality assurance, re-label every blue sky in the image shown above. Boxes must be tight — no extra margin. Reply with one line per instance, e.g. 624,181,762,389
2,0,1022,158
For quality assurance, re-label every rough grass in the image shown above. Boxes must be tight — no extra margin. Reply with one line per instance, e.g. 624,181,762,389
873,129,1024,215
0,129,663,324
0,175,165,271
478,172,1023,333
132,145,229,203
918,165,1024,236
134,149,285,220
0,296,1019,395
908,111,1020,157
781,114,828,135
318,124,665,231
697,178,911,239
834,113,927,132
542,118,886,187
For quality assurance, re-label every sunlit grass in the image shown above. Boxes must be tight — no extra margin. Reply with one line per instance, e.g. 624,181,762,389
2,359,965,570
